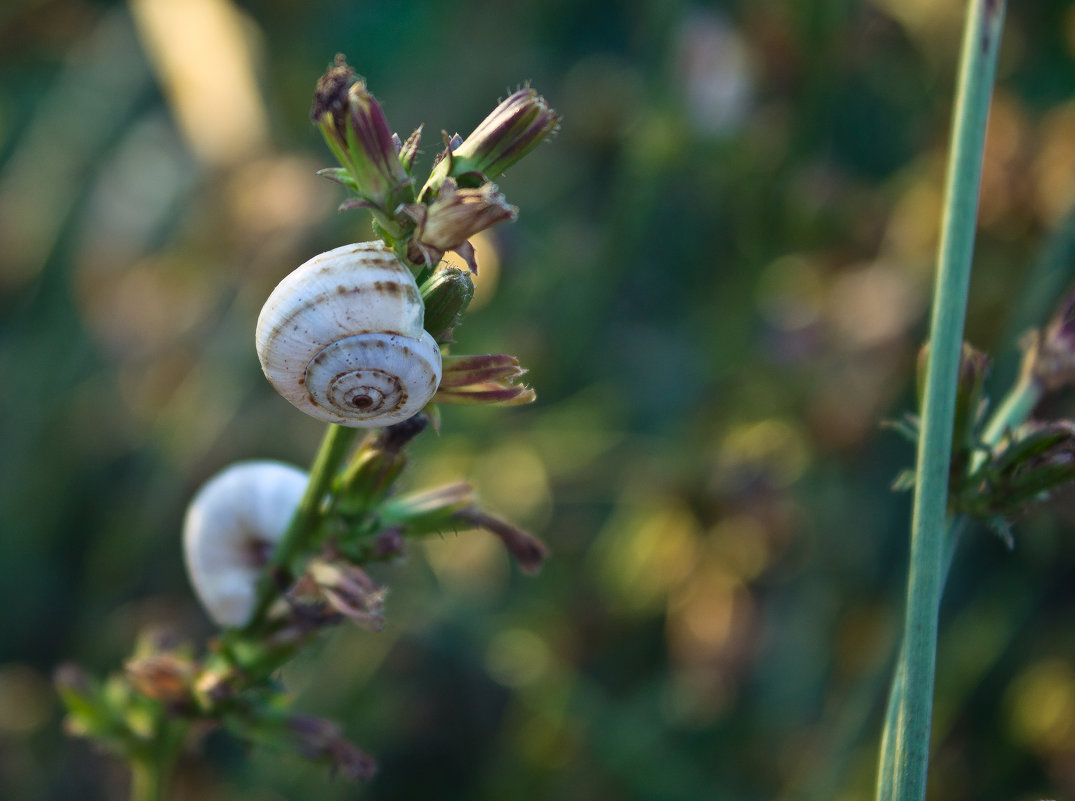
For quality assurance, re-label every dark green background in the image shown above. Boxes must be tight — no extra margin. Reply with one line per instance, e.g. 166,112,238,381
3,0,1075,798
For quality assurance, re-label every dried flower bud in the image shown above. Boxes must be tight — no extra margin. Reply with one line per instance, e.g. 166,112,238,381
456,508,548,574
125,653,195,704
421,267,475,343
306,559,387,631
427,87,559,187
404,179,516,269
289,715,378,782
434,353,536,407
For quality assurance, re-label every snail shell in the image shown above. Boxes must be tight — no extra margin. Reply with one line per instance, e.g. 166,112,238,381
256,241,442,427
183,460,308,627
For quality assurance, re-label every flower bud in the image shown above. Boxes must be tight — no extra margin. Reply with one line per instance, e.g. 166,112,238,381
434,353,536,407
288,715,377,782
380,482,477,534
311,56,412,215
421,267,475,343
426,87,559,187
961,420,1075,523
398,126,422,173
456,508,548,574
1025,288,1075,391
125,653,195,705
916,341,989,460
404,179,516,269
306,558,386,631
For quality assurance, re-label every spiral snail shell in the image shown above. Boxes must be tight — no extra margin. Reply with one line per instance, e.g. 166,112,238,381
256,241,442,427
183,460,309,627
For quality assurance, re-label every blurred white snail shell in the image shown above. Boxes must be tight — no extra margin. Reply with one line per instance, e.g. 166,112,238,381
256,241,442,427
183,461,308,627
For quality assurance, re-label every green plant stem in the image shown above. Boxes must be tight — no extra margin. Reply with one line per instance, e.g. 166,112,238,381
130,755,168,801
878,2,1006,801
977,374,1043,462
877,369,1039,799
247,423,359,628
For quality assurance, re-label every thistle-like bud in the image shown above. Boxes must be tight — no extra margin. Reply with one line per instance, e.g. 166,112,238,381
311,56,411,216
434,353,536,407
421,266,475,343
426,87,559,188
404,179,516,269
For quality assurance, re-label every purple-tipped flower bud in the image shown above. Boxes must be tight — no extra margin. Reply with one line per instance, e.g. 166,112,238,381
434,353,536,407
427,88,559,188
421,267,475,343
311,56,411,215
404,179,516,270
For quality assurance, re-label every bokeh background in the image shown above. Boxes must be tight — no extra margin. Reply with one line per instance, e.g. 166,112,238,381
4,0,1075,798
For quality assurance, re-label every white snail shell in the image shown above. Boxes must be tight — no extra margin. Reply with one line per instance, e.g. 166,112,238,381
256,241,442,427
182,461,308,627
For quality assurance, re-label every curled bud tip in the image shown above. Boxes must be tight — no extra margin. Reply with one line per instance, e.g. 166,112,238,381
457,508,549,574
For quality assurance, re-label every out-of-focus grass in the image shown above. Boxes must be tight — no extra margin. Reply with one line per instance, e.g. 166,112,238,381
3,1,1075,799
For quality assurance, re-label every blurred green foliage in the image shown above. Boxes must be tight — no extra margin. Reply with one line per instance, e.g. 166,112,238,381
4,0,1075,799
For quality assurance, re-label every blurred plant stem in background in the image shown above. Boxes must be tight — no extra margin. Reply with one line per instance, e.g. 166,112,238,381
876,2,1006,800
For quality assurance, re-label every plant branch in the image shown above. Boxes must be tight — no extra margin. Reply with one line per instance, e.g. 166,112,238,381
246,424,359,628
878,2,1006,800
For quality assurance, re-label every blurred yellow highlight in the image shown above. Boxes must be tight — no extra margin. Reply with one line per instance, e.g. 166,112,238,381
717,418,809,489
485,629,551,688
473,443,551,524
596,500,701,613
1007,659,1075,753
423,530,508,601
129,0,270,166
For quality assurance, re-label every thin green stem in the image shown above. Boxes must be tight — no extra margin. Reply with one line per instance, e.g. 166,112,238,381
247,424,359,628
877,369,1039,799
977,374,1043,462
130,753,170,801
879,3,1006,801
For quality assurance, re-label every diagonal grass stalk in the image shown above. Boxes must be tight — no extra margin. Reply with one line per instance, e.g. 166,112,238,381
876,2,1006,800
